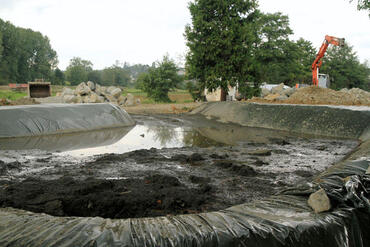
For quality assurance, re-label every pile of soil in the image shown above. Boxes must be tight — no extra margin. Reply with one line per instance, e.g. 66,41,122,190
0,174,212,218
248,86,370,106
0,97,40,106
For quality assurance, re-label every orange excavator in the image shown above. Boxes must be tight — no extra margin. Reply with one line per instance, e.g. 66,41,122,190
311,35,345,87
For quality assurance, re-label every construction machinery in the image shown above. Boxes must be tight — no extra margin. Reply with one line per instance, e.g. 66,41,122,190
312,35,345,87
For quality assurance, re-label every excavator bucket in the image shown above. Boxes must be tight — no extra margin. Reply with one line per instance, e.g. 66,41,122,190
28,82,51,98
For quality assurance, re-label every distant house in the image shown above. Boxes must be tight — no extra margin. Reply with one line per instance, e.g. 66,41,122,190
204,85,238,102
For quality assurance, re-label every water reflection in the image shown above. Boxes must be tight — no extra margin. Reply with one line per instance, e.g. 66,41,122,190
0,127,133,152
0,115,296,157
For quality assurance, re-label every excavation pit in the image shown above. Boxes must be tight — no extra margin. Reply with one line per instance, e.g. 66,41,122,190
0,114,358,219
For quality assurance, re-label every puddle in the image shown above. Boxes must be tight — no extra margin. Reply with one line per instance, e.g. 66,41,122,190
0,121,225,158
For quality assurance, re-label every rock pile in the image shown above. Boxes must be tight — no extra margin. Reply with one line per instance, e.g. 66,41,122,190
59,82,137,106
260,83,296,101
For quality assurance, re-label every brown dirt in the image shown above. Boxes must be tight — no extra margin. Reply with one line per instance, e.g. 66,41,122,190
0,97,40,106
248,86,370,106
123,102,203,114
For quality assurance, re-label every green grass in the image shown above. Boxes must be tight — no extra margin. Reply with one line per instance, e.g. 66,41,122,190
0,90,27,101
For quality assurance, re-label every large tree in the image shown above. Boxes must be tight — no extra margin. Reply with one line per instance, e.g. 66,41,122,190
101,65,130,86
137,56,182,102
0,18,57,84
65,57,93,85
321,43,370,90
185,0,260,94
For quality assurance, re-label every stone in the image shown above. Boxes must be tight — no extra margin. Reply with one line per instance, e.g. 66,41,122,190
76,95,83,103
261,88,271,97
125,93,135,106
136,98,141,104
63,95,78,103
264,93,281,101
84,92,101,103
118,95,126,105
102,92,117,103
271,83,285,95
308,188,331,213
56,92,61,97
366,165,370,174
111,87,122,98
106,86,122,98
75,82,91,96
87,81,96,91
61,87,75,96
276,95,288,101
283,88,296,97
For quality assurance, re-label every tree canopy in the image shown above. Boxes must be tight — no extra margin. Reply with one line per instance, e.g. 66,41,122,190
65,57,93,85
137,56,182,102
185,0,260,93
185,0,369,97
321,43,370,90
0,18,58,85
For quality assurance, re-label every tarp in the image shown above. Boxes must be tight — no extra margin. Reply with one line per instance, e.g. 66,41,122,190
0,102,369,246
0,103,135,138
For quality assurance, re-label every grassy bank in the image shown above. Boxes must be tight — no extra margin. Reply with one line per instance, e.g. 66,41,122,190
0,87,194,104
0,90,27,101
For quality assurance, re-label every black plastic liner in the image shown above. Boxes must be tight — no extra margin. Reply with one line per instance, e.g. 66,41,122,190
0,103,135,138
0,103,369,246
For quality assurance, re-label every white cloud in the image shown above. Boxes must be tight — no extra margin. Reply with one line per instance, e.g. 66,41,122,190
0,0,369,70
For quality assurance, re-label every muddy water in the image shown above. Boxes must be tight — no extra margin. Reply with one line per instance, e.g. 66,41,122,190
0,114,359,219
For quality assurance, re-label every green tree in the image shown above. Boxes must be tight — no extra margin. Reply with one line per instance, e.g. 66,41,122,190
185,0,260,95
350,0,370,16
321,43,370,90
101,65,130,86
53,68,65,85
65,57,93,85
137,56,182,102
88,70,102,84
0,18,57,84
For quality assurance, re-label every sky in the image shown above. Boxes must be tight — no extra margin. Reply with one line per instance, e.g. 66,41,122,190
0,0,369,70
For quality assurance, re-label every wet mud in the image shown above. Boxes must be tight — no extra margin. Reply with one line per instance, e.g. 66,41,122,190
0,114,358,219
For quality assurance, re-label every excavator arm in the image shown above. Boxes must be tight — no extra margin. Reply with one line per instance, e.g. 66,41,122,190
312,35,345,86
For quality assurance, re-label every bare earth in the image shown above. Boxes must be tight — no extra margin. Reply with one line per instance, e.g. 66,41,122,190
123,102,204,114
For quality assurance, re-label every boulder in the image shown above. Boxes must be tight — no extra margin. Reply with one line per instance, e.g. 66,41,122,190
271,83,285,95
63,95,78,103
118,95,126,105
264,93,281,101
107,86,122,98
101,92,118,103
84,92,102,103
87,81,96,91
261,88,271,97
75,82,91,96
125,93,135,106
308,188,331,213
276,95,288,101
61,87,75,96
283,88,296,97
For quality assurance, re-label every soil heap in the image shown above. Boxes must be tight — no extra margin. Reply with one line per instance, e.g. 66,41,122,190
249,86,370,106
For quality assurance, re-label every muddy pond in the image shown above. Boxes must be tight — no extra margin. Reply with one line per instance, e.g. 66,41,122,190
0,114,358,219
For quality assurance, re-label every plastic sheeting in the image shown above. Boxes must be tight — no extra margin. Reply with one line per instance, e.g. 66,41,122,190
0,103,135,138
0,103,369,246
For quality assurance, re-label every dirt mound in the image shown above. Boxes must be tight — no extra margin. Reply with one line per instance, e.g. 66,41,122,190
0,175,212,218
0,97,40,106
248,86,370,106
